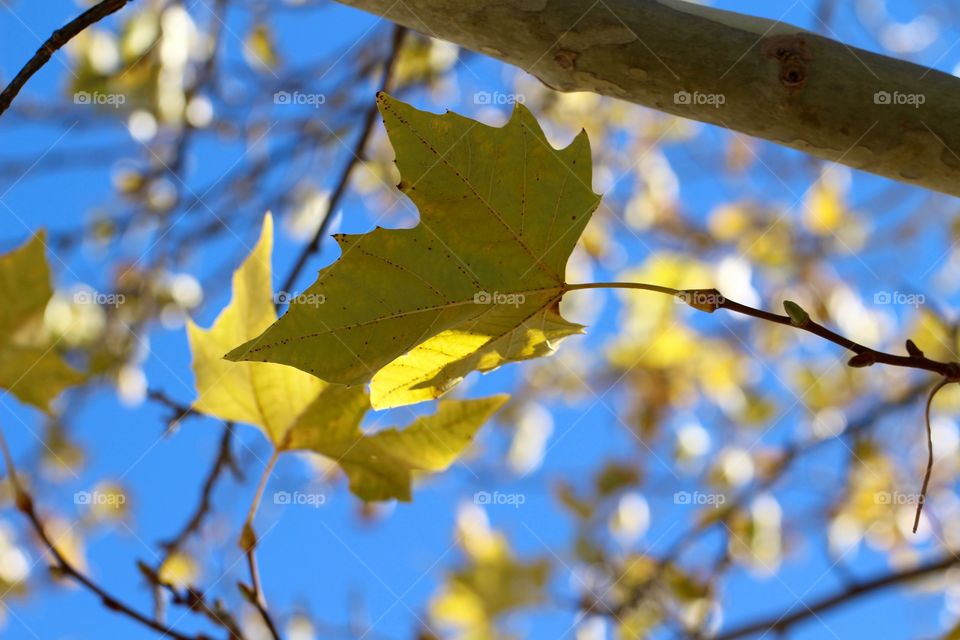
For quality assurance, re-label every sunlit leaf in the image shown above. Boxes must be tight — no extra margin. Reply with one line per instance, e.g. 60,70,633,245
288,394,507,501
187,214,366,447
226,94,600,409
189,214,506,500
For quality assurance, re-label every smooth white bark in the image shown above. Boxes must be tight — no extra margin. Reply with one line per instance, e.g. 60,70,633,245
340,0,960,198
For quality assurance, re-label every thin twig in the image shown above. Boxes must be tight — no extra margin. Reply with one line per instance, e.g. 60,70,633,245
278,24,407,300
914,378,950,532
0,0,133,117
144,566,246,640
160,422,239,553
146,0,228,221
608,383,929,618
149,422,244,636
667,382,926,563
712,552,960,639
568,281,960,540
0,423,193,640
147,388,199,429
239,449,281,640
566,282,960,379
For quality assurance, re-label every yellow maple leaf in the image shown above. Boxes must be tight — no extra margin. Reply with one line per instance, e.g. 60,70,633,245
188,214,507,500
226,94,600,409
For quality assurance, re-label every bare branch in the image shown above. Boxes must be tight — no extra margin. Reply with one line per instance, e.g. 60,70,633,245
160,422,239,555
915,378,951,532
239,449,281,640
713,552,960,639
0,422,195,640
0,0,133,117
279,24,407,298
566,283,960,380
147,388,200,429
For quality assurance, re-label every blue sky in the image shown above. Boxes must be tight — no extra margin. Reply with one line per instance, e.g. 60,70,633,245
1,0,959,638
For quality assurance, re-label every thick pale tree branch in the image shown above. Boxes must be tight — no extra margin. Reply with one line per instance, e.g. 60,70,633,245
338,0,960,198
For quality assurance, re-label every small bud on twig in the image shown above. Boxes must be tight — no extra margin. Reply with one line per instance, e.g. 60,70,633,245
783,300,810,327
238,581,257,603
14,488,33,514
239,523,257,553
848,352,876,368
906,339,924,358
136,560,159,585
677,288,723,313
